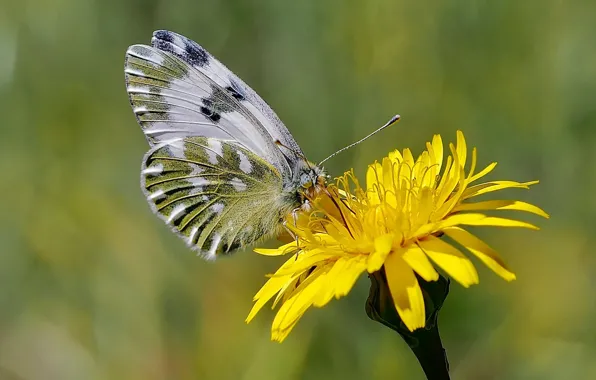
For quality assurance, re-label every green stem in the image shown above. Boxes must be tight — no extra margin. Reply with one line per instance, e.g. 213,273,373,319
365,269,450,380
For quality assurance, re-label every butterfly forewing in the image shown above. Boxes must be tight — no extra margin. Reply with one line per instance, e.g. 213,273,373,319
142,137,287,259
125,44,291,177
150,30,305,158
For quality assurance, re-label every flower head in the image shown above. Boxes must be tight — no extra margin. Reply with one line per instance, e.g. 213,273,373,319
246,131,548,342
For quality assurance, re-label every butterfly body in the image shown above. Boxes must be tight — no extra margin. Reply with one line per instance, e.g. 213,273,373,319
126,30,325,259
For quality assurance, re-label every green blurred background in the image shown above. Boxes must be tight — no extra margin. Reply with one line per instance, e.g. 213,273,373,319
1,0,594,379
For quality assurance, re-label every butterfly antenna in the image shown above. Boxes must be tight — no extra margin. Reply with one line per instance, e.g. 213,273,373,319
318,114,400,166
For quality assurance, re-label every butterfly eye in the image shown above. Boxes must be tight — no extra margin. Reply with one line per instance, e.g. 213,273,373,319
300,173,313,188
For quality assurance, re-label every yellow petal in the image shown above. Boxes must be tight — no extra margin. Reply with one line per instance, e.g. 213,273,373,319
401,245,439,282
443,227,516,281
312,258,346,307
247,273,294,323
432,134,443,172
271,267,327,333
271,250,337,277
271,318,301,343
456,130,467,169
367,162,383,205
418,236,479,287
254,241,298,256
435,156,452,194
313,255,366,306
463,180,539,199
388,149,403,165
460,216,539,230
468,162,497,183
384,252,426,331
403,148,415,167
435,145,461,208
382,157,397,207
367,233,394,272
334,255,367,296
413,187,434,227
414,213,486,237
272,274,302,309
466,147,477,181
254,252,309,299
414,151,430,182
434,166,467,220
453,200,549,218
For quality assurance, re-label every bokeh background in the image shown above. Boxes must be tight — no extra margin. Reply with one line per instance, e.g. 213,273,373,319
1,0,595,379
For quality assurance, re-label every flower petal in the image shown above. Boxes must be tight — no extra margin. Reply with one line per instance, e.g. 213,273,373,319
431,134,443,172
466,147,477,181
271,250,338,277
247,273,295,323
401,245,439,282
463,180,539,199
334,255,367,296
413,213,487,237
271,267,328,338
312,259,346,307
382,157,397,207
367,233,394,272
459,216,539,230
443,227,516,281
468,162,497,183
254,241,298,256
453,200,549,218
435,145,461,208
418,236,479,287
384,252,426,331
313,255,366,307
403,148,415,167
367,162,383,205
456,130,467,168
388,149,403,165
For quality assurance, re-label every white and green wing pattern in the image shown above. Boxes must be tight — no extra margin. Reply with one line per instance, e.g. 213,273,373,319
141,136,288,259
125,30,305,258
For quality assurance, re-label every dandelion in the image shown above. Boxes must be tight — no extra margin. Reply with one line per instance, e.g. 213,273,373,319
246,131,548,342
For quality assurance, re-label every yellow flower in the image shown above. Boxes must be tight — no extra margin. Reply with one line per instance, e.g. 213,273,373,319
246,131,548,342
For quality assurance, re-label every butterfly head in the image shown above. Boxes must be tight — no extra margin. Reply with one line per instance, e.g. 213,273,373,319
295,161,328,203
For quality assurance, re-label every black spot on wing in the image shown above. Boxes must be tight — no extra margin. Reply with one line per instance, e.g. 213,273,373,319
226,78,246,101
153,30,174,43
184,42,209,67
199,85,237,123
151,38,175,55
151,31,208,68
199,106,221,122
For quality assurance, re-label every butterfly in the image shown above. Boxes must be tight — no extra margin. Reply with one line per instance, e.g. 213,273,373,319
124,30,327,260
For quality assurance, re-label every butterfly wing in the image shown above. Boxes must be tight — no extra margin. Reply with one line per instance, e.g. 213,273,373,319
125,43,292,176
125,31,310,257
142,136,290,259
149,30,304,158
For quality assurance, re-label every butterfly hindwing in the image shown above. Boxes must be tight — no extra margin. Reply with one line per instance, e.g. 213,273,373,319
141,136,288,259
